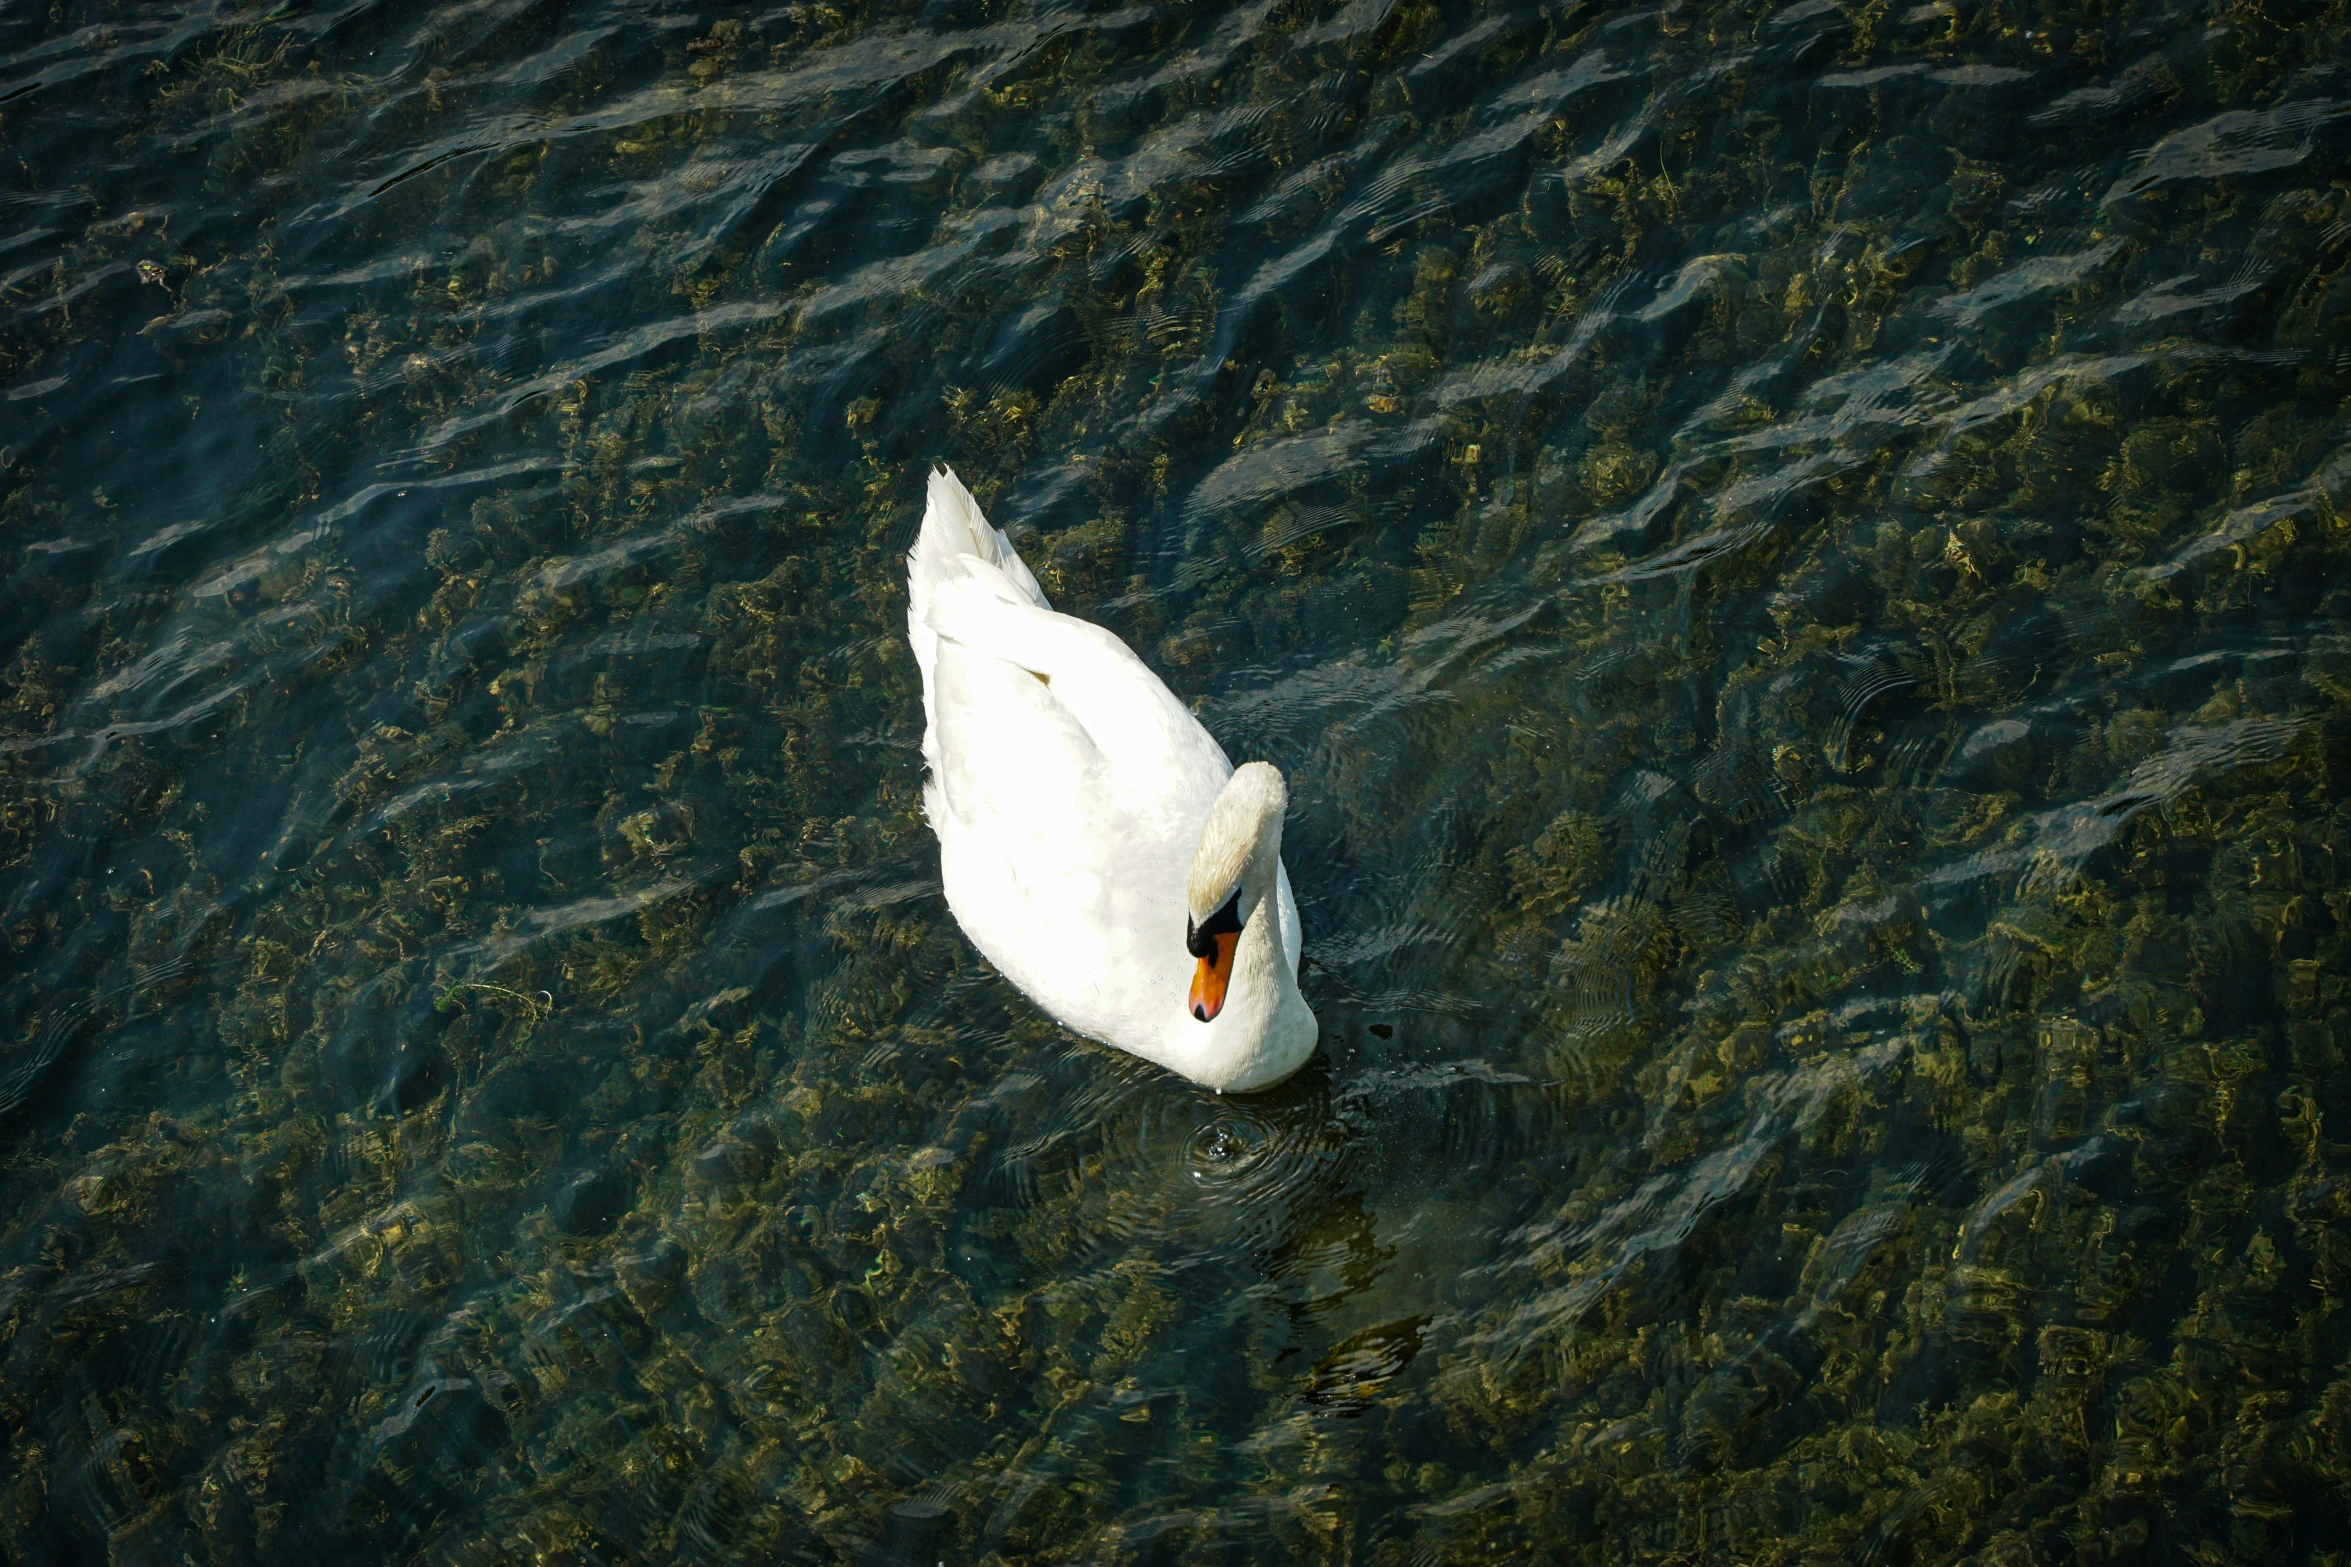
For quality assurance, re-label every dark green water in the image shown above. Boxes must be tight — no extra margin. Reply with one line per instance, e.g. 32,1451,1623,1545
5,0,2351,1561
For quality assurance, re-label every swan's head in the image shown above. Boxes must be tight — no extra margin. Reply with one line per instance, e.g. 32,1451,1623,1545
1185,762,1288,1023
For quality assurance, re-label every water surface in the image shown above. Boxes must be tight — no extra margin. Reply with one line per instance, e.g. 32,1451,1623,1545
5,0,2351,1561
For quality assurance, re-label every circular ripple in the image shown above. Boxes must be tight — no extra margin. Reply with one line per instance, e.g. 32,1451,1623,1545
1186,1113,1277,1192
1177,1085,1352,1244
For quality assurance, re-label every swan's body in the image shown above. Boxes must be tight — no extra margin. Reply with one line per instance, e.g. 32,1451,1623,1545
906,466,1316,1092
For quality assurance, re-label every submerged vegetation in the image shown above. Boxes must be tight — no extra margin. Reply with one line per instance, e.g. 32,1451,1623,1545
3,0,2351,1560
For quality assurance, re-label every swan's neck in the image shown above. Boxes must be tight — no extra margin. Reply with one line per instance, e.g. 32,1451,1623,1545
1178,761,1317,1092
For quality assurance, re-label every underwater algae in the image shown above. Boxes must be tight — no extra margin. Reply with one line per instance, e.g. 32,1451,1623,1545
2,0,2351,1561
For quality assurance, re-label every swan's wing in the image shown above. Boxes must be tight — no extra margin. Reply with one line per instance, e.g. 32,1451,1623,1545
929,634,1100,846
925,587,1192,1041
921,570,1229,811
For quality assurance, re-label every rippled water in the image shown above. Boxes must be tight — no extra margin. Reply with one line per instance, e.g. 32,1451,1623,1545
6,0,2351,1561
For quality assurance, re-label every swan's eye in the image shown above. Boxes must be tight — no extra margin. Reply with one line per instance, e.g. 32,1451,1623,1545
1185,889,1243,957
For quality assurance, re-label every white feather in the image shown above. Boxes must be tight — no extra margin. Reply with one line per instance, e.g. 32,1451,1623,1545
906,466,1316,1092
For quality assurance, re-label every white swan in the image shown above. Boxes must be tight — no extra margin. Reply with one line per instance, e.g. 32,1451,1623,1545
906,465,1317,1093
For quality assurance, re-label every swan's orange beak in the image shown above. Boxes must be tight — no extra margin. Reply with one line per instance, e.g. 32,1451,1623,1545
1189,932,1238,1022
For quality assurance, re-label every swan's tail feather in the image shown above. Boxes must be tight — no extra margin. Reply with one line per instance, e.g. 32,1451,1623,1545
909,465,1048,792
909,465,1048,628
